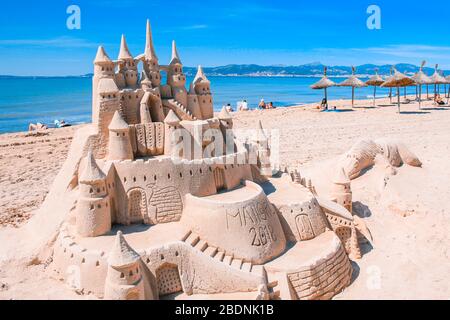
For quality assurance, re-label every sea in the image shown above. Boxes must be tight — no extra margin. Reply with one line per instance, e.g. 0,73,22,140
0,76,422,134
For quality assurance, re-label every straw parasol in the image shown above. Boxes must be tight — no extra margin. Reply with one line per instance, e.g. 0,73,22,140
366,68,384,107
429,64,447,98
310,66,336,109
411,61,431,109
381,66,415,113
338,66,367,108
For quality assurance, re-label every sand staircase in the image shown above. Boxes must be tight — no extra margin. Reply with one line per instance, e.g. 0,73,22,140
181,230,265,278
162,99,196,121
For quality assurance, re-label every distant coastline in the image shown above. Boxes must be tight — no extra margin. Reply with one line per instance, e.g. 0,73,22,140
2,62,447,79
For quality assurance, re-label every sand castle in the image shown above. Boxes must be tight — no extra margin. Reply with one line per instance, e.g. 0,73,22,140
19,20,390,300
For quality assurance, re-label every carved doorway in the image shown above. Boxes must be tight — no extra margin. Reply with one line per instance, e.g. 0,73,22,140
295,214,315,241
127,188,148,224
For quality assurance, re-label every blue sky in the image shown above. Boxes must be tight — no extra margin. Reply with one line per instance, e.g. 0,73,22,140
1,0,450,75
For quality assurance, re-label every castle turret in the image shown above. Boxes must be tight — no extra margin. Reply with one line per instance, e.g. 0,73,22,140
97,78,120,137
76,151,111,237
218,106,234,154
187,82,202,119
118,35,138,88
140,70,152,91
193,65,213,119
93,46,115,124
331,167,352,213
139,100,152,124
167,41,187,107
143,20,161,87
104,231,145,300
108,111,134,160
164,110,181,157
252,120,272,177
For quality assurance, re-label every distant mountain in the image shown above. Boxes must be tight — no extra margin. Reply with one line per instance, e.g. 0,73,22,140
1,64,446,78
184,63,445,77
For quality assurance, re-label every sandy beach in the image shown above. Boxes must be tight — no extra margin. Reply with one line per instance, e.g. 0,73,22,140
0,95,449,299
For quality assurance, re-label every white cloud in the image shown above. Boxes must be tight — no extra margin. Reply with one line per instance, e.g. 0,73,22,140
0,37,97,48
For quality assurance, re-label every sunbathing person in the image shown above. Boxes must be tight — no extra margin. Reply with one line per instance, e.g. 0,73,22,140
258,99,266,109
28,122,48,131
434,94,445,105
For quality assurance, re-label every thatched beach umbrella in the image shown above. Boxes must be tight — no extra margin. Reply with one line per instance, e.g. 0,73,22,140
381,66,415,113
366,68,384,107
338,66,367,108
310,66,336,109
429,64,447,97
411,61,431,109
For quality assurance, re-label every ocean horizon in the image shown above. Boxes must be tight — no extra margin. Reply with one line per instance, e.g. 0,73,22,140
0,75,428,134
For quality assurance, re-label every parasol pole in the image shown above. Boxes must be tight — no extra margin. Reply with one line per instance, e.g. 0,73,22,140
373,86,376,107
447,85,450,104
324,87,328,109
426,85,429,99
397,87,401,113
419,85,422,109
352,87,355,108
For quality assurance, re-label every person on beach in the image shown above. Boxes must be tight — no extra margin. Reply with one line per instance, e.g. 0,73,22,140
267,102,276,109
320,98,328,110
28,122,48,131
434,94,445,105
238,100,249,111
225,103,234,112
258,99,266,109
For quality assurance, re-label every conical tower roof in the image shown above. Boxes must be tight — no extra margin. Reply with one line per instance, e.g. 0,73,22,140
188,82,196,94
140,70,152,85
193,65,210,84
94,46,112,64
164,109,180,126
169,40,181,65
108,111,129,131
118,34,133,61
333,167,350,185
98,78,119,94
218,106,232,120
79,151,106,183
144,19,158,61
108,231,141,268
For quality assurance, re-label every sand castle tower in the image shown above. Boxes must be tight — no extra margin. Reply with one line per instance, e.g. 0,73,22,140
118,35,138,88
187,82,202,119
164,110,181,157
108,111,134,161
76,151,111,237
331,167,352,213
143,20,161,87
93,46,115,124
104,231,145,300
193,66,213,119
253,120,272,177
167,41,187,107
